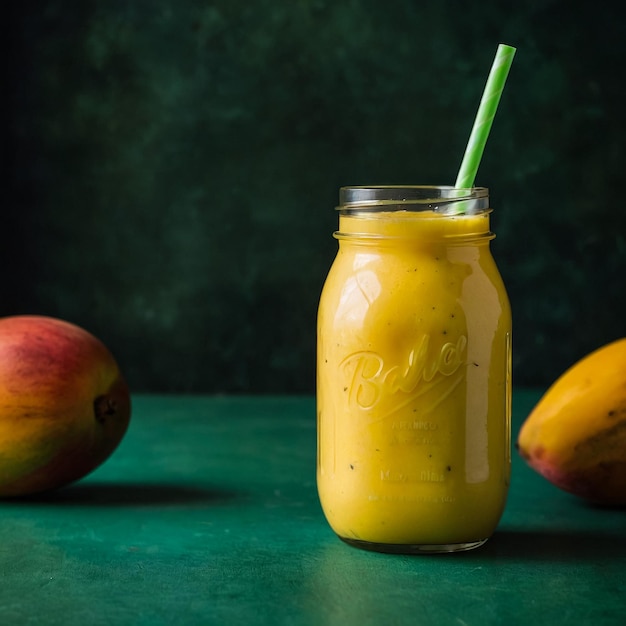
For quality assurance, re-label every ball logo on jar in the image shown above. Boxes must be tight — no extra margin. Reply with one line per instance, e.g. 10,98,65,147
339,334,467,420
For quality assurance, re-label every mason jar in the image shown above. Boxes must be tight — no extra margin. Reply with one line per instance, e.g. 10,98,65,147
316,186,512,553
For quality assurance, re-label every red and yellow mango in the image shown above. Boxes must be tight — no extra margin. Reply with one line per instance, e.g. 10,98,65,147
0,315,131,497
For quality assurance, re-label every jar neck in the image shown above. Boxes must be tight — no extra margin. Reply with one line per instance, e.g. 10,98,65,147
335,212,493,244
335,187,493,243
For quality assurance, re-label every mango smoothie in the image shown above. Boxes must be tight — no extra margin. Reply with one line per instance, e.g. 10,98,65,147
317,187,511,553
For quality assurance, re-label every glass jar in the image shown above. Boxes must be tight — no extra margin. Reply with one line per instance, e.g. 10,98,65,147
316,186,512,553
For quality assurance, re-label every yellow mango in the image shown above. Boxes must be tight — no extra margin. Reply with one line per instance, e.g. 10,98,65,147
517,338,626,505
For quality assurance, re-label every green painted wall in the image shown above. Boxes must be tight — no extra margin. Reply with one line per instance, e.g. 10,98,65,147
5,1,626,392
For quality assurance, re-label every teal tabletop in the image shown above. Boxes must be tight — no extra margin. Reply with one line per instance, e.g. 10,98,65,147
1,391,624,626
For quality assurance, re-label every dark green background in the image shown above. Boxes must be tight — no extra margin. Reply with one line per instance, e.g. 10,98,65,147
5,1,626,393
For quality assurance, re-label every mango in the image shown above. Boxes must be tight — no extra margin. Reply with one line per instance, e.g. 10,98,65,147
517,338,626,505
0,315,131,497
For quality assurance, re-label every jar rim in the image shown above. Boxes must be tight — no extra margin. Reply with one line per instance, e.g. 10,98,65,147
338,186,490,215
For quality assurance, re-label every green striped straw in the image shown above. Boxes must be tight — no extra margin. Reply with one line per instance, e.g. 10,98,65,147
455,44,516,189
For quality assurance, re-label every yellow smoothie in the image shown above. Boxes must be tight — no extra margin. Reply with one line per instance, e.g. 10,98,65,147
317,206,511,551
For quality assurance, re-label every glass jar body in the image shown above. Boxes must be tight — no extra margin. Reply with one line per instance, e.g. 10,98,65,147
316,187,512,553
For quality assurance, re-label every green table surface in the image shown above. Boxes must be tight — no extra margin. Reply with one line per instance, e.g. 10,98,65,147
1,391,624,626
